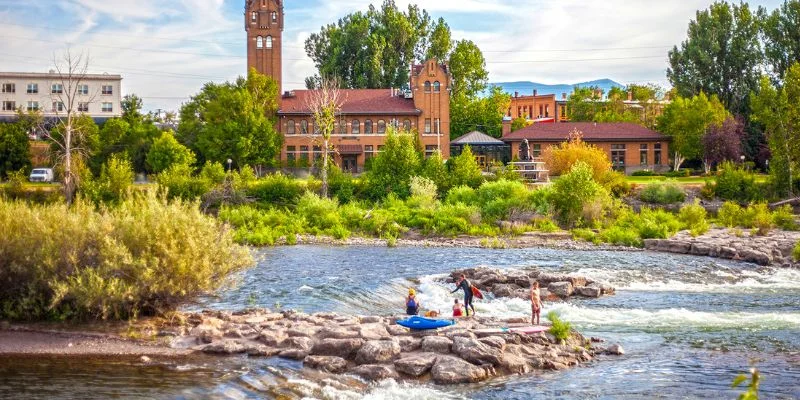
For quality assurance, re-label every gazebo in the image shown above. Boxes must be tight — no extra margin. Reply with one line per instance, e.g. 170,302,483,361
449,131,511,168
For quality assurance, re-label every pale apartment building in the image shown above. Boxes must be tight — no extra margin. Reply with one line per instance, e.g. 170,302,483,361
0,71,122,122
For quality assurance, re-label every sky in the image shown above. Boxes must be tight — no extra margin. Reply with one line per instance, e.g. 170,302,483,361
0,0,784,113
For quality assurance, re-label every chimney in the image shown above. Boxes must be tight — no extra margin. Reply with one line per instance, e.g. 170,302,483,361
502,119,512,137
533,89,538,96
514,91,518,98
562,92,567,100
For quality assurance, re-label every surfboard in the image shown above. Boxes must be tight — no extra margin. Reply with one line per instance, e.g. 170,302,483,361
396,316,455,330
509,326,550,335
473,327,509,335
471,286,484,299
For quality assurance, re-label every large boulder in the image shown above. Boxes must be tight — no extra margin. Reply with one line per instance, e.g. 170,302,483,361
286,325,319,338
430,355,488,384
350,364,399,381
278,348,309,360
605,343,625,355
575,286,601,298
491,284,518,298
739,249,771,265
452,336,504,366
354,340,401,364
259,329,288,347
202,339,246,354
311,338,365,358
359,324,391,340
394,352,438,377
191,324,223,344
479,336,506,351
547,281,574,298
317,327,360,340
397,336,422,352
303,355,348,373
421,336,453,354
285,337,314,352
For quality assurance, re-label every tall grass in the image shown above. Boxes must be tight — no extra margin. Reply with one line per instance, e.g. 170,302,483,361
0,192,252,320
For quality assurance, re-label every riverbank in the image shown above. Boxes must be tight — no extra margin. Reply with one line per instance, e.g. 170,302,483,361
0,326,189,357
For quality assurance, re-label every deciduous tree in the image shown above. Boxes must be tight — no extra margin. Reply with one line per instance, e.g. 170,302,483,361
702,116,744,173
657,93,729,171
760,0,800,81
306,78,343,198
146,131,196,174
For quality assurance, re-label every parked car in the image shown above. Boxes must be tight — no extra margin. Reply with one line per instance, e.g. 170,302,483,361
29,168,54,183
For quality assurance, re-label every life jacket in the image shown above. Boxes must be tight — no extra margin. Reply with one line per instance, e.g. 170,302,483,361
406,296,417,309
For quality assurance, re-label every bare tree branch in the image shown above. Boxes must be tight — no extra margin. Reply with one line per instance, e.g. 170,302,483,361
305,78,345,198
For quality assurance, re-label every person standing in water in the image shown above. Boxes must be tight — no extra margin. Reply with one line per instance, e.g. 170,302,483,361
452,299,463,318
451,274,475,316
530,281,541,325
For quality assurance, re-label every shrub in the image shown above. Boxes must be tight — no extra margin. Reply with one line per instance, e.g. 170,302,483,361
445,186,478,206
599,225,642,247
713,161,761,202
448,145,484,189
328,166,359,204
747,203,773,236
598,170,631,197
639,181,686,204
247,173,308,206
614,207,683,241
474,179,531,221
664,169,691,178
546,311,572,343
716,202,743,227
364,130,422,199
678,200,709,236
542,132,611,179
145,131,196,174
409,176,438,202
631,170,656,176
794,241,800,261
156,164,212,200
571,228,599,244
80,155,135,205
295,192,349,238
771,205,798,231
550,161,610,227
0,193,252,320
200,161,227,186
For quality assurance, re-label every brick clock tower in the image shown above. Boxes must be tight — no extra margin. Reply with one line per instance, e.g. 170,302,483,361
245,0,283,95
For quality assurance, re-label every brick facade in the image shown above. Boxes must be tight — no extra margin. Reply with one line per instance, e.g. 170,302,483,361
507,91,557,121
245,0,283,96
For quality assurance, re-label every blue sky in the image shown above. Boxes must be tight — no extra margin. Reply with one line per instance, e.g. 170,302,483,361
0,0,784,112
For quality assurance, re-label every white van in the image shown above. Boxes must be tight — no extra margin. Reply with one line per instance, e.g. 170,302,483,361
29,168,54,183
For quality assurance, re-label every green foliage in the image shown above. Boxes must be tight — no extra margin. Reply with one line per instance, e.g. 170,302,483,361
571,228,600,244
598,170,631,197
716,201,796,233
0,122,32,179
546,311,572,343
749,204,774,236
639,181,686,204
657,92,729,170
328,165,359,203
551,161,610,227
794,241,800,261
543,134,611,179
0,193,252,320
631,170,656,176
771,205,798,230
420,151,451,195
247,173,310,207
80,155,135,205
731,368,760,400
474,179,534,221
678,200,710,236
146,131,196,174
448,145,484,189
364,130,422,199
510,117,528,132
178,69,282,168
717,202,744,227
156,164,213,201
450,86,510,138
94,96,162,174
712,161,762,202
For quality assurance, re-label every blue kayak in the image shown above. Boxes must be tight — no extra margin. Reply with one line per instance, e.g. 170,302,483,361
396,316,455,330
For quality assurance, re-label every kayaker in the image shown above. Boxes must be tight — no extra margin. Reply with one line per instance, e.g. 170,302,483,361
451,274,475,316
406,288,421,315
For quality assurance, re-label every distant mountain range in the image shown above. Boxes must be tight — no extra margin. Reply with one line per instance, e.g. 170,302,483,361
491,79,624,99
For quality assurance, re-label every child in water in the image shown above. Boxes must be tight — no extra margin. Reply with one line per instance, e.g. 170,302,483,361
406,288,421,315
530,281,541,325
452,298,463,317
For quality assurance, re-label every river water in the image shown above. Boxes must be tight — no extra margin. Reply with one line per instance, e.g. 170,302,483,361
1,245,799,399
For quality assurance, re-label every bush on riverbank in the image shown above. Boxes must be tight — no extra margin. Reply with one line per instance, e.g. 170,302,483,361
639,181,686,204
0,193,252,321
715,201,797,234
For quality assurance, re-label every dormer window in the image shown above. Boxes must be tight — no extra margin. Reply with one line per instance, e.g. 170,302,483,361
266,35,273,49
256,36,263,49
433,81,440,93
424,81,431,93
272,11,277,22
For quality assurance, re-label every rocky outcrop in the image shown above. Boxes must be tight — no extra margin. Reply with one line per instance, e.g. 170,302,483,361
447,267,615,302
170,308,612,386
644,228,800,267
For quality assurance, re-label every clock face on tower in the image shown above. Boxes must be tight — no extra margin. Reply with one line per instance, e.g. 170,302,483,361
245,0,283,93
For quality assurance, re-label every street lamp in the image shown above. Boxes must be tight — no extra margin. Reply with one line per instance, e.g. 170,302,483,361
226,158,233,173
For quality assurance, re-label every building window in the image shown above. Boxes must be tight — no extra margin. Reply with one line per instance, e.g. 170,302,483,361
390,119,399,129
2,101,15,111
312,145,322,163
545,105,550,117
1,83,15,93
101,85,113,95
538,105,543,118
403,119,411,130
424,118,431,134
77,84,89,95
364,119,373,134
433,81,440,93
27,101,39,111
256,36,263,48
101,102,113,112
377,119,386,134
351,119,360,134
287,145,296,164
434,118,440,134
425,145,438,159
77,102,89,112
27,83,38,94
654,143,662,165
51,84,63,94
299,145,309,164
517,106,522,118
271,11,277,22
287,120,295,134
251,11,257,22
424,81,431,93
52,102,65,112
300,119,308,134
266,35,273,49
611,144,626,169
640,144,648,165
339,119,347,134
365,145,375,162
533,144,541,157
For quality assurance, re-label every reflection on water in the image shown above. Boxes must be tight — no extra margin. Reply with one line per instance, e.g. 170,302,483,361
2,246,799,399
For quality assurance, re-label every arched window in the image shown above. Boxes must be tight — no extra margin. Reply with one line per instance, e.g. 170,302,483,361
433,81,440,93
403,119,411,131
424,81,431,93
300,119,308,134
364,119,373,134
251,12,257,22
287,120,295,134
271,11,277,22
351,119,360,134
266,35,273,49
377,120,386,134
256,36,263,49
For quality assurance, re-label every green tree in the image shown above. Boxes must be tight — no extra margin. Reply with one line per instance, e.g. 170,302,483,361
448,145,483,188
49,114,101,175
146,131,196,174
425,17,452,61
510,117,528,132
657,92,729,170
760,1,800,81
551,161,609,227
565,86,604,122
364,129,422,199
420,150,450,195
177,68,282,173
93,95,161,174
751,63,800,197
667,1,762,114
0,122,31,179
448,40,489,99
306,79,343,198
450,86,511,138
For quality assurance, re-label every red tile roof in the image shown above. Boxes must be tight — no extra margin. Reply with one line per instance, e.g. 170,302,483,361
502,122,668,142
279,89,420,116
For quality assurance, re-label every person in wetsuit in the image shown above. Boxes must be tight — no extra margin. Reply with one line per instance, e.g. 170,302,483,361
451,274,475,316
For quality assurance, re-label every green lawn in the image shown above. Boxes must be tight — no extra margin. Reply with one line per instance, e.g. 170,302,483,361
624,175,769,185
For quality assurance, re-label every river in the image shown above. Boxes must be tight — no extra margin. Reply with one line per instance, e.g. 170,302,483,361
1,245,799,399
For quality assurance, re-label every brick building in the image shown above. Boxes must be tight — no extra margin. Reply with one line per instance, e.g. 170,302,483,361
501,122,669,174
506,90,558,122
245,0,450,172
